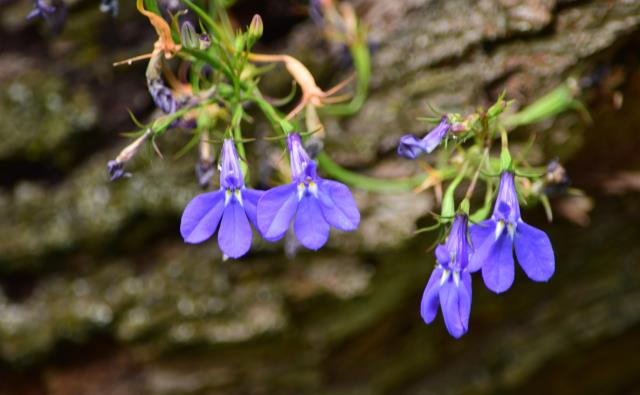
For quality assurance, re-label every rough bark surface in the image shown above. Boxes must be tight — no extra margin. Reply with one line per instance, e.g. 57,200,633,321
0,0,639,394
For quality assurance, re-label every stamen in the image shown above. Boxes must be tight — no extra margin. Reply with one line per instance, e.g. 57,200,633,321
453,271,461,288
225,189,232,206
308,181,318,197
235,189,244,206
508,223,516,239
440,269,451,286
297,183,306,201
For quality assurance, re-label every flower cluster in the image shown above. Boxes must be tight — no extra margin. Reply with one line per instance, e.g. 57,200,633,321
398,117,556,338
105,1,367,258
102,0,570,341
180,133,360,258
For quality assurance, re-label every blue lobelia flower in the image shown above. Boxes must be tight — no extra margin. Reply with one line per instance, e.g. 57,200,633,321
469,172,555,293
27,0,67,34
180,139,263,259
27,0,56,20
257,133,360,250
397,116,450,159
421,214,473,338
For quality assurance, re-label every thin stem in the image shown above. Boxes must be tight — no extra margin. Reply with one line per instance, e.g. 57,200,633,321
464,147,489,200
317,152,428,193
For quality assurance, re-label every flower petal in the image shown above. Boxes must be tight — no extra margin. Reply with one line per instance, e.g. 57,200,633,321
180,190,225,244
462,271,472,302
435,244,450,266
468,219,496,272
294,195,330,250
481,232,515,293
439,273,471,338
420,267,443,324
422,121,448,153
515,221,555,282
218,199,252,258
241,188,263,228
257,184,299,241
317,179,360,232
397,135,425,159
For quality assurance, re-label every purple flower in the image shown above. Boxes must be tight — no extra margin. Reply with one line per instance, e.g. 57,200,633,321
397,117,450,159
469,172,555,293
27,0,56,20
256,133,360,250
421,214,472,338
148,78,178,114
107,160,128,181
27,0,67,34
180,139,263,259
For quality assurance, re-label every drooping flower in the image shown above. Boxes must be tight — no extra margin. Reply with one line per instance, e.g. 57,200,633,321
180,139,263,258
256,133,360,250
421,214,473,338
27,0,67,34
146,52,179,115
107,129,152,181
469,172,555,293
397,116,450,159
27,0,56,20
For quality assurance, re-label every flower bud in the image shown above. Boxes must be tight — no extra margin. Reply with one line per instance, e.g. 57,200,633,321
248,14,263,41
180,21,199,49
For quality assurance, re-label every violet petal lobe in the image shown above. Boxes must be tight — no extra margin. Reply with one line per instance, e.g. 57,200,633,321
257,183,299,241
462,271,472,306
180,190,225,244
439,274,471,338
317,179,360,231
241,189,263,228
420,267,443,324
218,199,252,258
422,122,448,153
514,221,555,282
397,135,425,159
468,219,496,272
294,195,330,250
481,232,515,294
435,244,450,266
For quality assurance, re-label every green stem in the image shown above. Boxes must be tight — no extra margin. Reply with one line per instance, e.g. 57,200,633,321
180,48,235,84
320,36,370,116
502,83,582,128
317,152,427,193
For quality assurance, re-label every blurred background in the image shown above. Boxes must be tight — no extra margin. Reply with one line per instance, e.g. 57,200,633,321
0,0,640,394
